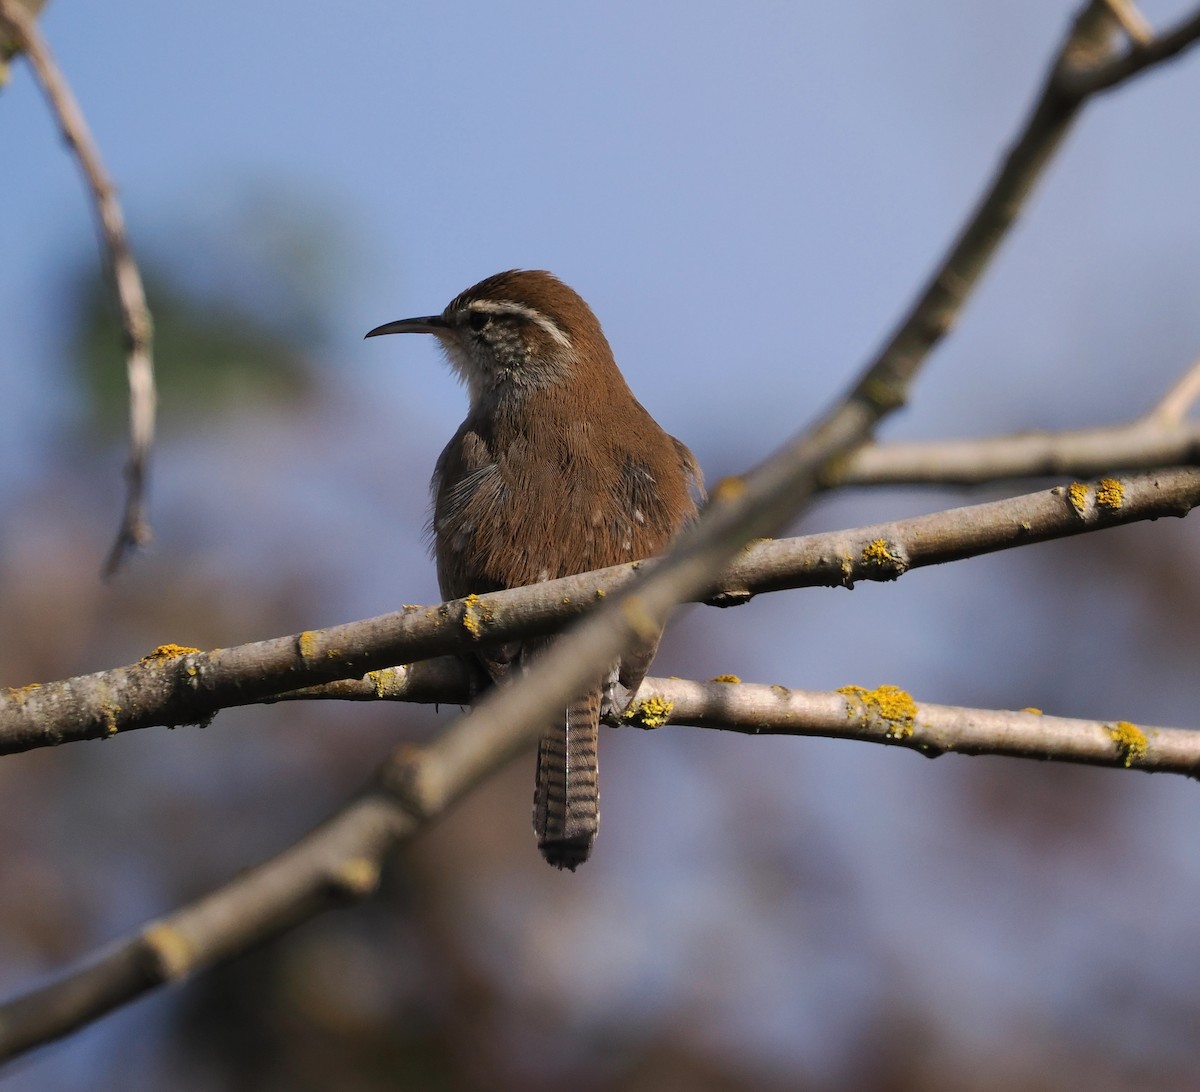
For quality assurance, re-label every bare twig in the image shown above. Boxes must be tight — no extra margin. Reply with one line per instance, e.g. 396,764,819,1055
1101,0,1153,45
843,420,1200,485
1147,357,1200,426
0,0,156,574
1062,5,1200,95
843,361,1200,485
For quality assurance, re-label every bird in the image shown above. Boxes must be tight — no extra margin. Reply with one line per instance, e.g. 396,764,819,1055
366,270,702,869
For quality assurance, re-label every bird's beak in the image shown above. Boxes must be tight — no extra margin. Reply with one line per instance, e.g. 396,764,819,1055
364,315,449,339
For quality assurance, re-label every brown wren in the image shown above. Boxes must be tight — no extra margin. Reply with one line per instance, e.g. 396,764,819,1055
366,270,702,869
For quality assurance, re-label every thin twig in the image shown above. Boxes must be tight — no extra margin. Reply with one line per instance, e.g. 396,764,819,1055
1101,0,1153,45
0,0,157,575
1062,5,1200,95
844,359,1200,485
1147,356,1200,425
843,420,1200,485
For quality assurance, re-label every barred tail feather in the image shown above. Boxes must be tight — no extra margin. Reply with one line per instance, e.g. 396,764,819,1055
534,689,600,870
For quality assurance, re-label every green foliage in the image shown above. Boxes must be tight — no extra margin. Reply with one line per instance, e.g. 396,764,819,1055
66,193,350,435
72,268,314,435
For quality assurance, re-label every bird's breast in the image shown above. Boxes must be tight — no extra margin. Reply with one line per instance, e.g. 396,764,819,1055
432,417,688,596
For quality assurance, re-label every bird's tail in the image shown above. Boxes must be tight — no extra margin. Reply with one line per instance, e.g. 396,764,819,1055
533,688,600,870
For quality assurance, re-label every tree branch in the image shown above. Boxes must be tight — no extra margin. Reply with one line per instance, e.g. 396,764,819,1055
1062,5,1200,95
4,467,1198,755
1146,356,1200,427
843,421,1200,486
624,678,1200,777
1100,0,1153,46
841,361,1200,486
3,664,1195,1062
0,794,410,1061
272,668,1200,776
0,0,157,574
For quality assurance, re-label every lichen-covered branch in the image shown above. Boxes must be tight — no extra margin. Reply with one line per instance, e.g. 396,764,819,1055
622,678,1200,777
2,664,1194,1062
277,668,1200,776
4,468,1198,755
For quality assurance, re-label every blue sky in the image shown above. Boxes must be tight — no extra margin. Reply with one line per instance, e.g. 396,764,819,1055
5,2,1200,491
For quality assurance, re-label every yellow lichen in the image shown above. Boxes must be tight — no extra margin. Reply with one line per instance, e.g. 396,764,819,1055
4,683,41,703
860,376,900,411
102,704,121,738
712,475,746,502
297,631,319,659
141,644,201,662
1021,707,1043,715
595,588,607,600
367,667,406,697
1067,481,1089,516
817,452,853,489
861,538,903,576
838,684,918,739
460,593,493,639
142,923,196,980
861,538,890,563
1107,720,1147,767
329,856,381,897
627,695,675,729
1096,477,1125,511
709,674,741,684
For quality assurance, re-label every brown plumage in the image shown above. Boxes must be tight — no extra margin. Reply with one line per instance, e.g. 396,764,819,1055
367,270,702,868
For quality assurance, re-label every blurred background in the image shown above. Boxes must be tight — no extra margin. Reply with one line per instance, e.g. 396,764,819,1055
3,1,1200,1088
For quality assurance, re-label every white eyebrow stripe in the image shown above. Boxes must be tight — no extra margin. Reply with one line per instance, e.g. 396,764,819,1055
468,299,573,350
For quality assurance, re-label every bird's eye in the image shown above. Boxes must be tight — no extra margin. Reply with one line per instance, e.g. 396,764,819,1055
467,311,490,332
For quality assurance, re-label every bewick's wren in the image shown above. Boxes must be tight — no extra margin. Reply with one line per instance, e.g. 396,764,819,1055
367,270,702,869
